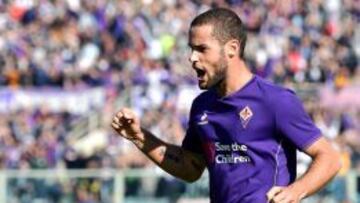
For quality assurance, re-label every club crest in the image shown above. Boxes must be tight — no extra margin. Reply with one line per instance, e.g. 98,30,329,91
239,106,253,128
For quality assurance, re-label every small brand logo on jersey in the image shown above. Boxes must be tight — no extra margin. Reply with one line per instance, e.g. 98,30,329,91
239,106,253,128
197,112,208,125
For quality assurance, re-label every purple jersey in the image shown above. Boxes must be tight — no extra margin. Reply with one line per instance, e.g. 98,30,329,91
182,76,321,203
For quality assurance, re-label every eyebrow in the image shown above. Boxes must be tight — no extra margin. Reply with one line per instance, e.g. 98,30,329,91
188,43,208,49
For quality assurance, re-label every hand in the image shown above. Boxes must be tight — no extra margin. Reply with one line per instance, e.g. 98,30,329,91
266,185,306,203
111,108,143,142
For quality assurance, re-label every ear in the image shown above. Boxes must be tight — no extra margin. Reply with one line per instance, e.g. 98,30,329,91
225,39,240,59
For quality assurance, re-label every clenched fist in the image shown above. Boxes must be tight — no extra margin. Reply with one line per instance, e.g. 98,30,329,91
111,108,144,142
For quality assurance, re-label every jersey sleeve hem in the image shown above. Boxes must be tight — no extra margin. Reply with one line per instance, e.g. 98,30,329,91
299,133,322,151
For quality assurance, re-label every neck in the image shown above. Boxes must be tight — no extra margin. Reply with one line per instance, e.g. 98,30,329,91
215,60,253,97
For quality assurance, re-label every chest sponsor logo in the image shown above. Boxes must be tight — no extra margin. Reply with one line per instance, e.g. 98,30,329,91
239,106,253,128
202,141,251,164
214,142,251,164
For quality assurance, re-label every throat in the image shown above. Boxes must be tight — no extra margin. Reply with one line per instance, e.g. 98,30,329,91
215,80,229,98
215,73,254,98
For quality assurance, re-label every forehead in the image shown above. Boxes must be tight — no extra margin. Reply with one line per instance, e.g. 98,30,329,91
188,24,218,45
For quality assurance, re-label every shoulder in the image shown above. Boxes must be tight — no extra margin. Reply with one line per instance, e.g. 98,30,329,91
192,90,215,106
254,76,292,96
254,76,299,109
189,90,215,115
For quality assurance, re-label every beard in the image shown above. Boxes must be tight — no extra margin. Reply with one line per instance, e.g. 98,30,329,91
202,49,228,89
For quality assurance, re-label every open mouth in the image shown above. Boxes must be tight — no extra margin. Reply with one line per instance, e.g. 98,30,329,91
195,68,206,80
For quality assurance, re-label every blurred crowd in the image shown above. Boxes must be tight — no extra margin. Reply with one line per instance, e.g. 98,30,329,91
0,0,359,202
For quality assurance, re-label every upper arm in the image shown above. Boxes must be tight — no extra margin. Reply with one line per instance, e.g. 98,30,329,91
302,136,342,177
179,98,207,181
181,113,207,181
303,137,339,159
183,148,207,178
163,146,206,183
301,136,342,186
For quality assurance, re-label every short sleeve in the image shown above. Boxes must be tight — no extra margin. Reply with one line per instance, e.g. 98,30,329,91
182,122,203,154
275,90,321,150
181,102,203,154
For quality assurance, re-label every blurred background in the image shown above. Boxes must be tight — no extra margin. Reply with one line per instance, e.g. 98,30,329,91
0,0,359,202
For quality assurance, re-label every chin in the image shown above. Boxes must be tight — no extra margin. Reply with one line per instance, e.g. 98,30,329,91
198,83,208,90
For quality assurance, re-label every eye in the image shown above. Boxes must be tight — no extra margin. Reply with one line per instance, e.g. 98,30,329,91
197,46,206,53
193,45,206,53
189,44,208,53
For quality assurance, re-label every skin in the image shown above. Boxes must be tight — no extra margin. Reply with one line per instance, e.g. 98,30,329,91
188,25,228,90
188,24,253,97
266,137,341,203
111,108,206,182
112,24,341,202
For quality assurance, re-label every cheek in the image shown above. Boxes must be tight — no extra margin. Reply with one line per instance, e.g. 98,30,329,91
203,52,220,65
207,57,223,72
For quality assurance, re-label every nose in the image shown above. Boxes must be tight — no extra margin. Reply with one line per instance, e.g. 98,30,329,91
189,51,199,63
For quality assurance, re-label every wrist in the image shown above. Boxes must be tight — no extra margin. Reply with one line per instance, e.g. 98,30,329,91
288,183,308,200
131,132,145,149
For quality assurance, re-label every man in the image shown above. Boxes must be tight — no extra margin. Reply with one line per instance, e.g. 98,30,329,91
111,8,341,203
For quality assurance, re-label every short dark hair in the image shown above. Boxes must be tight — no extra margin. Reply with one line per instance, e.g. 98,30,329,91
190,8,247,58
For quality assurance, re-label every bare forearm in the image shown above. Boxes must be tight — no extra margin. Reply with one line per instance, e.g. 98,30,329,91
132,129,205,182
111,109,205,182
